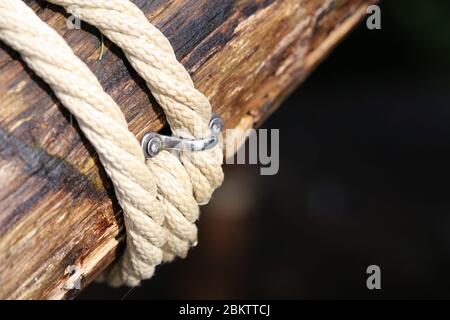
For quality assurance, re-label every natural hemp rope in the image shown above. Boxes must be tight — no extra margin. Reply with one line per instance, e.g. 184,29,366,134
0,0,223,287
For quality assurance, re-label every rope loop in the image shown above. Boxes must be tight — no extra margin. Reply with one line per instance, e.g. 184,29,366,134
0,0,224,287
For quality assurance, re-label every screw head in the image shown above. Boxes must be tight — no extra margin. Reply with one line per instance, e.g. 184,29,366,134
142,133,162,158
209,114,224,134
148,138,161,156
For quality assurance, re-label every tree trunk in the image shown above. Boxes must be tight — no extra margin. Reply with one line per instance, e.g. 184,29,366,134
0,0,376,299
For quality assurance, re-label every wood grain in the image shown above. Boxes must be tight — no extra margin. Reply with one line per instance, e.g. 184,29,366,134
0,0,376,299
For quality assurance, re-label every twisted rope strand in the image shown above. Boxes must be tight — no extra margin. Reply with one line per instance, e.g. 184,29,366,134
0,0,224,287
45,0,224,281
0,0,165,286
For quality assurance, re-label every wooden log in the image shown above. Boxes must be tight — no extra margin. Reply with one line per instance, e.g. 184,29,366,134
0,0,376,299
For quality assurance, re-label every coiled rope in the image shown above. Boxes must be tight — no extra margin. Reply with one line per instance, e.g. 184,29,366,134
0,0,223,287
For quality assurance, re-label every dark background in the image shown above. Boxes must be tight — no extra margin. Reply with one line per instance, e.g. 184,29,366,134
80,1,450,299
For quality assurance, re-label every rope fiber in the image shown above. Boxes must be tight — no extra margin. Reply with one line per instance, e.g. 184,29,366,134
0,0,223,287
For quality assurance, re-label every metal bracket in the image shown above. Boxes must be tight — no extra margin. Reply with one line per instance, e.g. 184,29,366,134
141,114,224,158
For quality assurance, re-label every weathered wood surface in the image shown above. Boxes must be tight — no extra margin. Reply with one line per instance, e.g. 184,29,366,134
0,0,376,299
